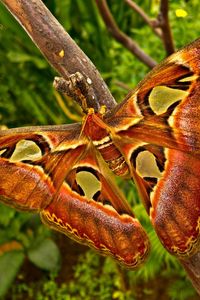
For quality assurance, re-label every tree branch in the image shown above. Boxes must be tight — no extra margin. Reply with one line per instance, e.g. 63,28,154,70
0,0,116,111
53,73,99,113
125,0,175,56
180,252,200,295
157,0,175,55
95,0,157,69
124,0,162,38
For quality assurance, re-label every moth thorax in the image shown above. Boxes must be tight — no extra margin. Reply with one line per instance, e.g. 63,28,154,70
83,113,108,141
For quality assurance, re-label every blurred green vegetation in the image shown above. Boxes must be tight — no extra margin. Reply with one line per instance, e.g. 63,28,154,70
0,0,200,299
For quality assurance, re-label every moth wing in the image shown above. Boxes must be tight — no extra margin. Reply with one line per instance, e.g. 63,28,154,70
0,125,150,267
107,39,200,258
0,124,86,211
41,145,150,268
107,38,200,154
114,136,200,258
150,148,200,258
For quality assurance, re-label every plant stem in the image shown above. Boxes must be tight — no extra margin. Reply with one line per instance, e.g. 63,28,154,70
96,0,157,68
158,0,175,55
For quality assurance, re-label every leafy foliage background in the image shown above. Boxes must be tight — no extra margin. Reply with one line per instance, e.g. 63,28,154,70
0,0,200,299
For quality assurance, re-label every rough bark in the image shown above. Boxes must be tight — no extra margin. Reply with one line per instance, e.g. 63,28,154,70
0,0,116,111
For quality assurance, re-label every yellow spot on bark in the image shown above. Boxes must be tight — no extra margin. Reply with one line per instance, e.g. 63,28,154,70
59,49,65,58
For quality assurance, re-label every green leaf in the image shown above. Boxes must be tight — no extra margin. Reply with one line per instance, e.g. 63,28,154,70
27,238,61,272
7,51,48,69
0,204,15,227
112,290,124,300
0,250,25,298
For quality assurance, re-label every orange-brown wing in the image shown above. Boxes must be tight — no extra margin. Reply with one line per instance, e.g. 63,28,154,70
107,38,200,155
0,125,149,268
106,38,200,258
150,148,200,258
117,139,200,258
41,145,149,268
0,123,84,211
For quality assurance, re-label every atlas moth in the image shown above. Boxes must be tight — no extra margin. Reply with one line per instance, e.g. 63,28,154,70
0,38,200,268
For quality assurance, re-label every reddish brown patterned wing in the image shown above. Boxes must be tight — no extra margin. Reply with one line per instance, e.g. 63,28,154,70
0,124,149,268
41,145,149,268
106,38,200,258
0,124,83,211
108,38,200,153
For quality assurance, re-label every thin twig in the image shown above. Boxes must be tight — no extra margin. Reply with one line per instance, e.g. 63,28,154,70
180,252,200,295
0,0,116,111
114,80,131,92
124,0,162,38
157,0,175,55
115,264,130,293
95,0,157,69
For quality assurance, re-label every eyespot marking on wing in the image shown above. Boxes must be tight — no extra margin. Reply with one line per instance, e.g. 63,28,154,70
136,150,162,179
76,170,101,200
10,139,43,162
149,86,188,115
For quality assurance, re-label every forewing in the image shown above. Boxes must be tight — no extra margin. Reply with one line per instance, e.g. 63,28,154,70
0,123,85,211
107,38,200,155
0,124,150,267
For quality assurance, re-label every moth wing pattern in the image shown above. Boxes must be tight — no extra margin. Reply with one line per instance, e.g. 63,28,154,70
41,144,150,268
106,38,200,258
0,124,84,211
0,124,149,268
